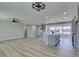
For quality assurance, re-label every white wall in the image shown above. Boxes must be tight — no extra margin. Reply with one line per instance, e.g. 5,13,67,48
0,20,25,41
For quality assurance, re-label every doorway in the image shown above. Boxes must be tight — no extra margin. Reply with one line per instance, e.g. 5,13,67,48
24,27,27,38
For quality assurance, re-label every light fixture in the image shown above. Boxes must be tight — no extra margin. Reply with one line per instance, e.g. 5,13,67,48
45,16,48,18
32,2,45,12
64,12,67,14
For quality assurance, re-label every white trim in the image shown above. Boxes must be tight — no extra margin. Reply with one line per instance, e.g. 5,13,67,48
0,36,24,41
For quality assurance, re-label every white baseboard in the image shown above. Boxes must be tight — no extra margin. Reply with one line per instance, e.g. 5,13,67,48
0,36,24,41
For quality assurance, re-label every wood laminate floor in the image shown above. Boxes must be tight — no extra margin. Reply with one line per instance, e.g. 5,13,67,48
0,38,78,57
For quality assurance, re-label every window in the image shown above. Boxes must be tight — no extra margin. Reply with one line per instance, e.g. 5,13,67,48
55,27,62,34
63,26,71,35
50,27,55,34
49,26,62,34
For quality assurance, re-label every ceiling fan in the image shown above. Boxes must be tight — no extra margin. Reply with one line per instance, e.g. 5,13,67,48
12,18,20,23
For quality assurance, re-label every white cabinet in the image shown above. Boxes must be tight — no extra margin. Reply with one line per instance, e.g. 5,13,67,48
42,33,60,46
48,34,60,46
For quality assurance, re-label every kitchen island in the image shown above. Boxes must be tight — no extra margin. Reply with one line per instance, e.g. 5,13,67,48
42,33,60,46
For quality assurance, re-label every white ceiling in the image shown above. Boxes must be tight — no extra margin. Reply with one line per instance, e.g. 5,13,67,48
0,2,79,25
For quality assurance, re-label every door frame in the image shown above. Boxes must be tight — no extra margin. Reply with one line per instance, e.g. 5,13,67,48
24,26,27,38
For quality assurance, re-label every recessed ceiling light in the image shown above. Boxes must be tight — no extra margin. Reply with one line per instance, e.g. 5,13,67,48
13,23,15,24
21,22,23,23
45,16,48,18
24,26,26,28
64,12,67,14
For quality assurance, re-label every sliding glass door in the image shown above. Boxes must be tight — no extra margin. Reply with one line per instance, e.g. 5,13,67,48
50,25,71,37
62,26,71,38
46,23,72,48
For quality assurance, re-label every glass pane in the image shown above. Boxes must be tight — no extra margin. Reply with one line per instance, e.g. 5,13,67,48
50,27,55,30
49,27,55,34
63,26,71,35
55,27,62,34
